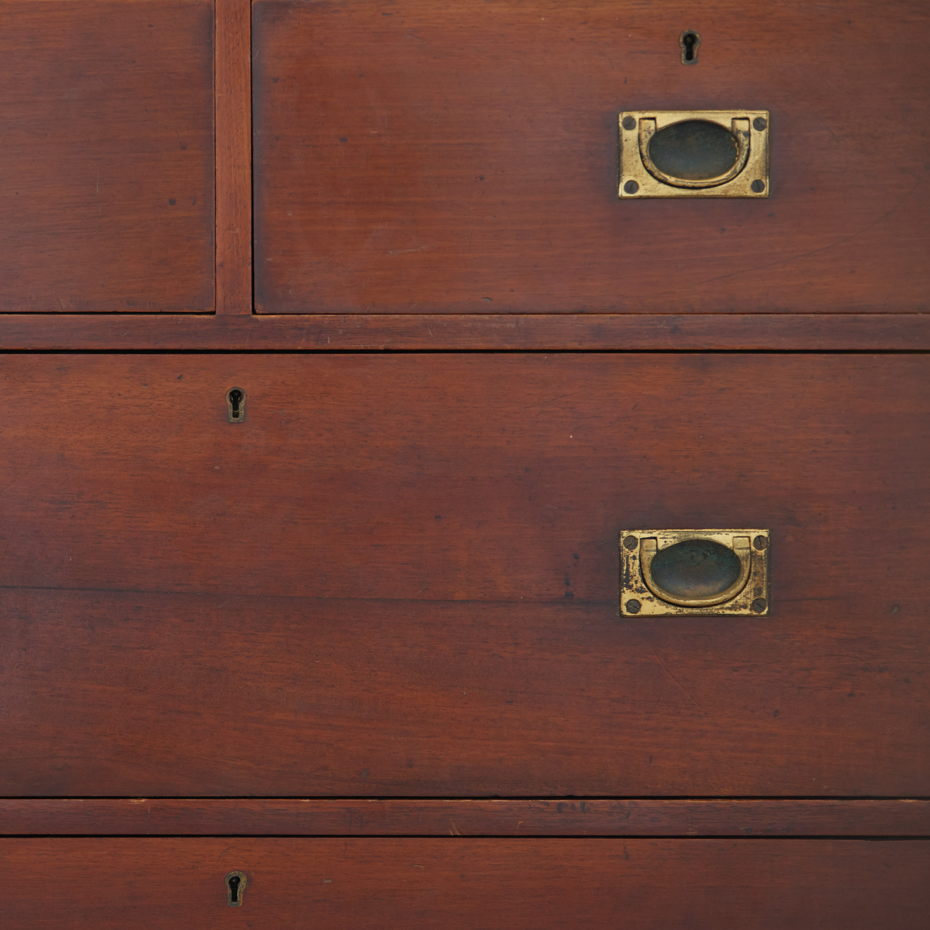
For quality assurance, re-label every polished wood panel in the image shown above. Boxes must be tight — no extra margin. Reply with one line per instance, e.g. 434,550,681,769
253,0,930,315
1,355,927,797
3,799,928,836
0,0,214,312
215,0,252,315
3,589,927,797
2,312,930,350
2,839,928,928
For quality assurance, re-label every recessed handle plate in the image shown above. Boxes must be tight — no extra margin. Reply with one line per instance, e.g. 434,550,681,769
619,110,770,198
620,529,770,616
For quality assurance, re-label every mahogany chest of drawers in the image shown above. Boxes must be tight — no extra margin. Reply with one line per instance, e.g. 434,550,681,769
1,1,928,925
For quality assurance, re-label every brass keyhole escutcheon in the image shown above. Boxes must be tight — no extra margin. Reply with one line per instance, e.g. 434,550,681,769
226,871,248,906
680,30,700,64
226,387,246,423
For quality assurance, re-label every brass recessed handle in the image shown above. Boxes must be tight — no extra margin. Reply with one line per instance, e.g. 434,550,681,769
640,535,752,607
638,117,751,189
620,529,768,617
618,110,769,199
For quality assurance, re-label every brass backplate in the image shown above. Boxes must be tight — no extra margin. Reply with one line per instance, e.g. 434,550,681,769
619,110,770,198
620,529,770,617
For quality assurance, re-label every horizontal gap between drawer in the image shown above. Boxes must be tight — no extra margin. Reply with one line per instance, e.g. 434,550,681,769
3,800,927,838
1,835,927,840
2,313,930,351
1,348,930,355
3,797,928,802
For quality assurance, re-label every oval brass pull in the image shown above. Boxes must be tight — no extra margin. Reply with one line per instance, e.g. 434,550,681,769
619,110,769,199
640,535,752,607
620,529,769,617
638,117,751,189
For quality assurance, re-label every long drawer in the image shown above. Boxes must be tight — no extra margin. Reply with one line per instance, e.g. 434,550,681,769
2,838,928,928
1,354,927,796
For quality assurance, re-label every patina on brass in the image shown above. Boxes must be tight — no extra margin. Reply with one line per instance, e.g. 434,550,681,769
225,871,248,907
620,529,770,616
619,110,770,198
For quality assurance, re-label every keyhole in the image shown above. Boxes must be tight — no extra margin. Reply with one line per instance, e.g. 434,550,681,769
680,30,700,64
682,33,696,60
226,387,246,423
226,871,247,906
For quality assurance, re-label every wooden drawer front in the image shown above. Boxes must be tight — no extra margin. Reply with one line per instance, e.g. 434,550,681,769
2,839,928,928
0,1,214,312
252,0,929,315
1,354,927,796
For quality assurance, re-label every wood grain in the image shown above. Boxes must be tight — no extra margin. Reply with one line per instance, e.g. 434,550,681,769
2,839,928,928
252,0,930,315
215,0,252,314
1,313,930,350
0,354,927,797
0,1,215,312
2,799,928,837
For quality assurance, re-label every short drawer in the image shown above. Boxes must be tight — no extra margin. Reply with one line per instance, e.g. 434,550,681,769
0,354,927,796
2,838,928,928
252,0,929,315
0,1,214,312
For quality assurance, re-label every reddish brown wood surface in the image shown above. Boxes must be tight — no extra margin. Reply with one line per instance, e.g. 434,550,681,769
2,312,930,350
1,354,927,798
215,0,252,314
2,839,928,928
2,799,928,837
252,0,930,315
0,1,215,313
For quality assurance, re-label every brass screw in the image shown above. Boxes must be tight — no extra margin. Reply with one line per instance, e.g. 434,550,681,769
753,535,769,550
622,116,636,131
626,599,642,614
753,117,767,131
751,597,767,613
623,536,639,551
624,180,639,194
751,180,766,193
